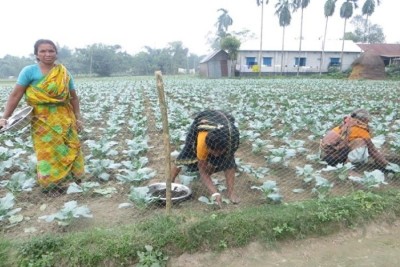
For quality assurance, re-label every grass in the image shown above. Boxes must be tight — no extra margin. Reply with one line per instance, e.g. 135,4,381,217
2,189,400,266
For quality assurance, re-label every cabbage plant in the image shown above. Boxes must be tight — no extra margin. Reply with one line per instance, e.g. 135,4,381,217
38,200,93,226
0,193,22,222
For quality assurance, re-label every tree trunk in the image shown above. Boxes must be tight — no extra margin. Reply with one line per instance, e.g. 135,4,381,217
320,17,329,76
258,3,264,77
340,18,347,72
296,8,304,76
280,27,286,75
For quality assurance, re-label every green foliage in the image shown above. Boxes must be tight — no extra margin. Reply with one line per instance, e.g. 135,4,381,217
344,15,385,43
272,222,295,237
137,245,168,267
6,190,400,266
326,66,348,79
0,238,11,266
220,36,241,61
351,190,384,212
0,42,200,77
386,64,400,78
17,235,64,267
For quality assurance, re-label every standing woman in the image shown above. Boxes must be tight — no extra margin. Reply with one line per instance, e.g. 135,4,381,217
0,39,85,192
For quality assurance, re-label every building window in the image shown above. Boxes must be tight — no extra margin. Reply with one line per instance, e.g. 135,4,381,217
263,57,272,66
295,57,306,66
329,57,340,66
246,57,257,67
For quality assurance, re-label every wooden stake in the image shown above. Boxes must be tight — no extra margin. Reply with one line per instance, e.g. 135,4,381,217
155,71,172,214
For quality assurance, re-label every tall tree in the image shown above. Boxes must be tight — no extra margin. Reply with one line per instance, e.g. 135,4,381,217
275,0,293,75
256,0,269,76
221,35,241,77
210,8,234,50
320,0,337,75
344,15,385,43
339,0,359,71
167,41,189,74
361,0,381,43
216,8,233,37
292,0,311,76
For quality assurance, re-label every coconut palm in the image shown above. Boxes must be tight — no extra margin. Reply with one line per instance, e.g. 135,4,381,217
211,9,234,50
362,0,381,43
339,0,359,71
275,0,293,75
256,0,270,76
292,0,311,76
320,0,337,75
215,8,233,38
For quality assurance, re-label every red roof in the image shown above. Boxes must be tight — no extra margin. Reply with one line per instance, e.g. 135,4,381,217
357,43,400,57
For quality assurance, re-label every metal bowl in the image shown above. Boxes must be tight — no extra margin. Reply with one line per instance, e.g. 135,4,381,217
0,106,33,133
148,182,192,203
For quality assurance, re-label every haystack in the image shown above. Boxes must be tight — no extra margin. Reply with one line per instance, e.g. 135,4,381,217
349,51,386,80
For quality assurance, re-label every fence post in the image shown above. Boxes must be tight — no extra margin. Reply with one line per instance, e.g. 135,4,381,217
155,71,172,214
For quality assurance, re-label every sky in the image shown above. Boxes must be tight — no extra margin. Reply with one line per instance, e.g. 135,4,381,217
0,0,398,58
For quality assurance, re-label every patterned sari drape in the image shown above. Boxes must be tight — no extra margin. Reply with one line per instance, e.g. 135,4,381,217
26,64,84,188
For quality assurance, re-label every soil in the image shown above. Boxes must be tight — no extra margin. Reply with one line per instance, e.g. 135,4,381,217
169,220,400,267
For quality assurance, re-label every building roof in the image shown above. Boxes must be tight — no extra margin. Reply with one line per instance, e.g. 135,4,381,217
356,43,400,57
199,49,228,64
239,39,362,53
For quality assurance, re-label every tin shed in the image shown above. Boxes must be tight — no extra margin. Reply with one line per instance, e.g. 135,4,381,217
199,50,229,78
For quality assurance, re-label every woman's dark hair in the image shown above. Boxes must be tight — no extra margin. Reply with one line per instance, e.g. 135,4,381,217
34,39,58,57
351,108,370,123
206,128,229,151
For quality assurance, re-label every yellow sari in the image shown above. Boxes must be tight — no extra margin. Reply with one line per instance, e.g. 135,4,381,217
25,64,85,188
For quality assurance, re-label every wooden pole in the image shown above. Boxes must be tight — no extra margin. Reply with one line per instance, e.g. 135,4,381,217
155,71,172,214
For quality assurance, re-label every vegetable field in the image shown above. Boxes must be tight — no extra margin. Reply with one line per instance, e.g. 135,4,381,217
1,77,399,238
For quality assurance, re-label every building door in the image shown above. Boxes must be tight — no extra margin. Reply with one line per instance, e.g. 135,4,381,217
221,60,228,77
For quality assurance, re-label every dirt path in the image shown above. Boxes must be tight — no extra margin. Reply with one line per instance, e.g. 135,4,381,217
170,220,400,267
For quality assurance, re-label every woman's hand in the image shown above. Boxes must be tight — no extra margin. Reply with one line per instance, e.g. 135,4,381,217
76,119,84,133
0,118,7,129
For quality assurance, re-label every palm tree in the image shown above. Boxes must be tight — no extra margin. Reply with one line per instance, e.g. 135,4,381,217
256,0,270,76
362,0,381,43
211,9,234,50
292,0,311,76
339,0,359,71
215,8,233,38
275,0,293,75
320,0,337,75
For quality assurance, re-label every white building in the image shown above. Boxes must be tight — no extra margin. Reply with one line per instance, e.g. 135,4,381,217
237,39,362,75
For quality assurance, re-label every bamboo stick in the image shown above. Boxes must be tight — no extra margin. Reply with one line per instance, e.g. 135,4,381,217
155,71,172,214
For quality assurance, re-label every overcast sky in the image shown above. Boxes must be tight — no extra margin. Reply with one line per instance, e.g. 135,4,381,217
0,0,398,58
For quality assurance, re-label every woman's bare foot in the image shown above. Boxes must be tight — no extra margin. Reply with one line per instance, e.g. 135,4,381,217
228,194,240,204
211,192,222,207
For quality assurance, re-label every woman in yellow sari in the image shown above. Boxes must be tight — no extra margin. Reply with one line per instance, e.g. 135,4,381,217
0,39,85,192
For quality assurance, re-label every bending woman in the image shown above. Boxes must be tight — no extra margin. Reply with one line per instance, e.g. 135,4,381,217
0,39,85,191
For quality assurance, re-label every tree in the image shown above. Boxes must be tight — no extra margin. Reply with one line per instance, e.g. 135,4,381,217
211,9,234,50
292,0,311,76
361,0,381,43
339,0,359,71
320,0,337,75
0,55,33,78
167,41,189,74
256,0,270,76
344,15,385,43
220,35,241,77
275,0,293,75
216,8,233,37
74,44,125,76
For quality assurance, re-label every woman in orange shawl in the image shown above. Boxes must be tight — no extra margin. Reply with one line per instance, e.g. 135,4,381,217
0,39,85,191
320,108,388,168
